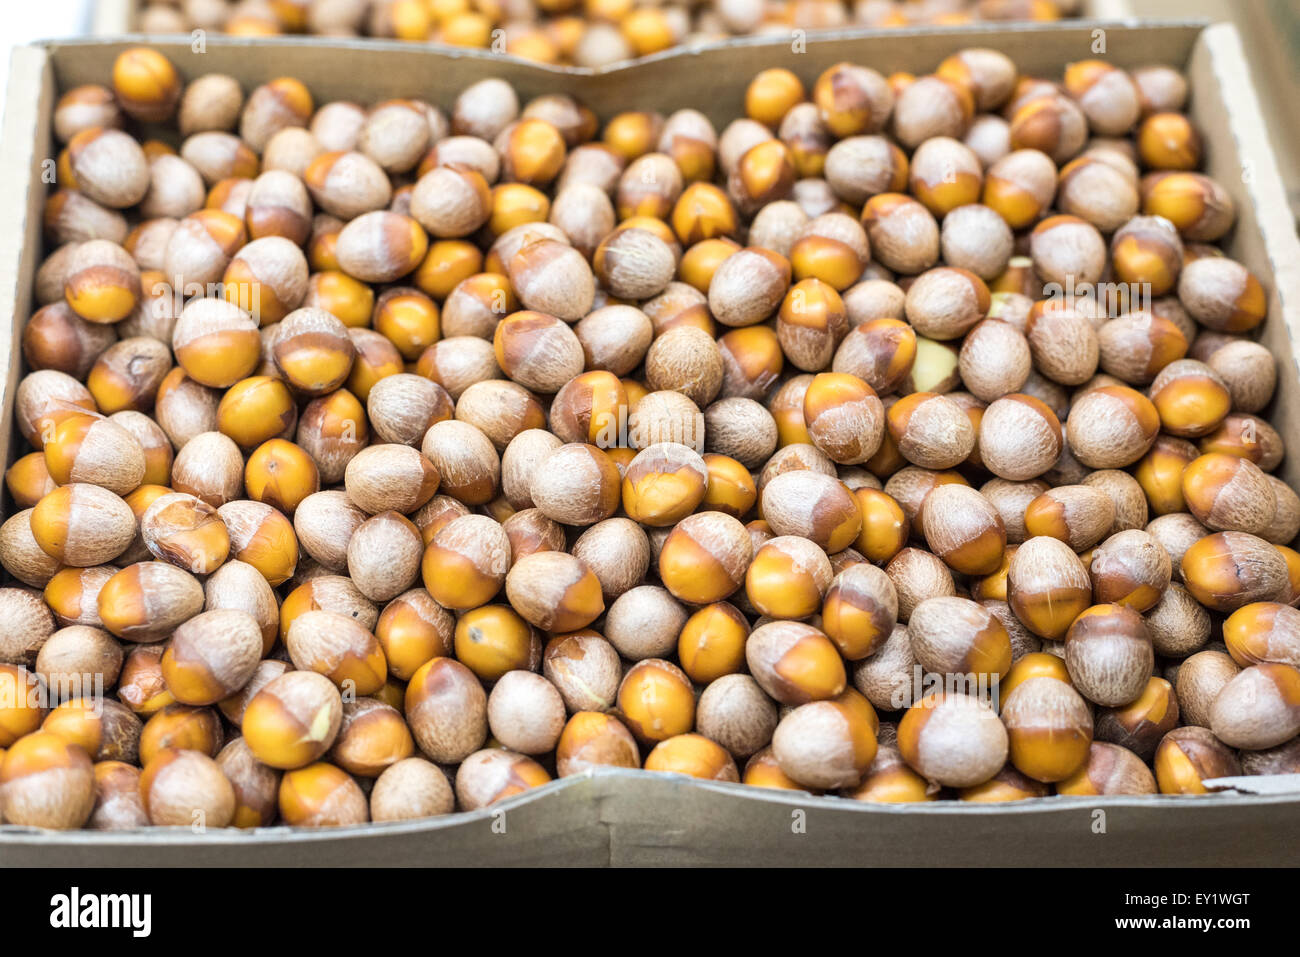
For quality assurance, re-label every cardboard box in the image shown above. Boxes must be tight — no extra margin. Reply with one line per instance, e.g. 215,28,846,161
3,22,1300,866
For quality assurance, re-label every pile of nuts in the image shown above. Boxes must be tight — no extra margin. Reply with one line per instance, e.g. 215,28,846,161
134,0,1084,67
3,40,1299,833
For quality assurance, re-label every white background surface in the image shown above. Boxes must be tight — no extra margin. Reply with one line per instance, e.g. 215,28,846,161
1,0,94,101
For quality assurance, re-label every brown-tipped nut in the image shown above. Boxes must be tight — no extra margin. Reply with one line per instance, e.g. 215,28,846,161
1097,311,1187,387
491,310,584,394
96,562,204,643
285,609,386,696
898,691,1007,789
41,413,146,497
907,595,1012,682
543,631,621,715
453,748,550,810
982,149,1057,230
369,757,454,822
812,62,893,139
894,75,972,148
745,536,833,621
372,588,454,683
334,211,428,284
138,703,223,766
420,513,510,611
1206,339,1275,414
342,443,441,516
277,762,368,827
1111,215,1184,296
529,443,621,527
617,658,696,746
1143,171,1236,242
1024,485,1116,552
746,621,846,706
404,657,487,764
138,747,234,828
303,150,391,219
556,711,640,776
347,511,423,603
920,484,1007,577
1001,676,1093,783
328,697,414,779
1181,531,1288,612
760,470,862,553
1064,604,1155,707
771,691,878,789
1198,413,1284,471
504,551,604,633
55,84,123,145
1094,676,1180,762
506,240,595,322
88,759,149,830
1181,453,1276,536
1154,725,1241,794
1208,663,1300,750
708,247,791,328
1223,602,1300,670
622,443,709,527
832,318,916,395
112,48,181,124
657,511,753,605
29,484,134,568
975,394,1062,482
1148,359,1231,438
1008,92,1087,163
909,138,982,218
1007,536,1092,640
1066,386,1160,468
1089,529,1172,611
214,737,279,829
161,609,262,706
601,585,686,661
886,392,976,471
852,486,910,562
800,372,884,466
140,491,230,575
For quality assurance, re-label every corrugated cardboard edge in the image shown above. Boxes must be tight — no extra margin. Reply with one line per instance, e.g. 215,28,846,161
1199,22,1300,318
3,23,1300,866
0,45,47,462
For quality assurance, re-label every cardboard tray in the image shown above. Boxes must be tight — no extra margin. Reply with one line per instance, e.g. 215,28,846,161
2,21,1300,866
